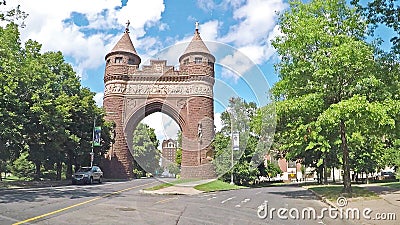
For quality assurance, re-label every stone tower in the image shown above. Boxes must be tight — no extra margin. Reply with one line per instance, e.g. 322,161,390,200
102,23,216,179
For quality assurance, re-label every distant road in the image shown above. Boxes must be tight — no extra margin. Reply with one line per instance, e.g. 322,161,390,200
0,179,354,225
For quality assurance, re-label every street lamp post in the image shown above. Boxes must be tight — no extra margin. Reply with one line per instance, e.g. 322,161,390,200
228,107,235,185
90,117,96,167
230,117,234,185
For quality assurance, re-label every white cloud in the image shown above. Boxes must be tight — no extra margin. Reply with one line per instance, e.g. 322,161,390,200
221,0,246,9
237,24,281,64
197,0,217,11
220,67,241,83
140,112,223,148
214,113,223,132
94,92,104,107
217,0,287,71
221,0,285,45
199,20,221,41
7,0,165,78
219,49,255,82
141,112,180,147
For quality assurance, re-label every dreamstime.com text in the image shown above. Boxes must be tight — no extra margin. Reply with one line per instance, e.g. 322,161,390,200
257,198,396,221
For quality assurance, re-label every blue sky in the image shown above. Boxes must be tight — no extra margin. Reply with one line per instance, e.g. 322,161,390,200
5,0,395,144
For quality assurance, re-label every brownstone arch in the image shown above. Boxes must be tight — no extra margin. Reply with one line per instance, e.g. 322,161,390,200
101,24,216,179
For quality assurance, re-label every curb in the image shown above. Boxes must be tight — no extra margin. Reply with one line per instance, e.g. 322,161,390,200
140,189,187,195
305,187,339,210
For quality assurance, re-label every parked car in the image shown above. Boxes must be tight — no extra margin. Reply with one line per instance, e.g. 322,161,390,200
72,166,103,184
378,171,396,180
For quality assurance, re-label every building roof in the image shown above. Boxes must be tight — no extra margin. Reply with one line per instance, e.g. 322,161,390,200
162,139,176,144
106,24,139,59
182,28,211,56
179,23,215,63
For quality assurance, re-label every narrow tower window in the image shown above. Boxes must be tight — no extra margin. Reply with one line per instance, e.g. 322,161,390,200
115,57,123,63
194,57,202,64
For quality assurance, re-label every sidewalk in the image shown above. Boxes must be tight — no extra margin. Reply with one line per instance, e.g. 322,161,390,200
309,184,400,225
142,179,216,195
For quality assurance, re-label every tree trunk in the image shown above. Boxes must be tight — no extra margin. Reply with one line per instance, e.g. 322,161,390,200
332,167,336,183
66,150,73,179
34,161,41,180
317,166,323,184
323,162,328,184
56,162,62,180
340,120,352,194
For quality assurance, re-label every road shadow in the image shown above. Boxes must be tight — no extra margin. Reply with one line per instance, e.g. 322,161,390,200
0,184,108,204
267,187,319,201
364,185,400,195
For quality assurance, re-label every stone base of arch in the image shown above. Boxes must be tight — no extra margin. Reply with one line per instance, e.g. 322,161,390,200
181,163,217,179
100,154,133,179
100,157,216,179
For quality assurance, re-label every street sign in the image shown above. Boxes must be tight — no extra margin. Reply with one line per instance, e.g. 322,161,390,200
232,132,239,151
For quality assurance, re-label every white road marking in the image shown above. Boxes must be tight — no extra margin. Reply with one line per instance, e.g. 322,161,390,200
241,198,250,203
235,205,241,208
207,196,217,200
221,197,236,204
202,193,216,198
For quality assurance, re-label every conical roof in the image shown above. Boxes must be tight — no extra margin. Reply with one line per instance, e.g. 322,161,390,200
179,22,216,64
110,31,138,55
106,25,139,59
182,28,212,56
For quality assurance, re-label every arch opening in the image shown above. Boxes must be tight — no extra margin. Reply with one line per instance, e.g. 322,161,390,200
124,99,185,177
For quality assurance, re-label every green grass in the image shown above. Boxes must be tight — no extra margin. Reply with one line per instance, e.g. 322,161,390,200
1,175,26,181
194,180,246,192
306,185,379,201
144,178,200,191
380,182,400,190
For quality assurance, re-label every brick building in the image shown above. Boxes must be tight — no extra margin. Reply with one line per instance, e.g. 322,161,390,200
161,139,177,168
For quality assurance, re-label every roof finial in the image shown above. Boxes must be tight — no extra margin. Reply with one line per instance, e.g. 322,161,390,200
195,21,199,31
125,20,130,33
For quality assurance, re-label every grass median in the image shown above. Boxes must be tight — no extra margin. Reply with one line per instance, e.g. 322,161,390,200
380,181,400,190
194,180,245,192
144,179,245,192
144,178,201,191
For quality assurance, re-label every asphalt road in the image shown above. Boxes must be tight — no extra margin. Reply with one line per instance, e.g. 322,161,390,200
0,179,356,225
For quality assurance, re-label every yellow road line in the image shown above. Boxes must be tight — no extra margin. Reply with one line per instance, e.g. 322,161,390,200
13,181,158,225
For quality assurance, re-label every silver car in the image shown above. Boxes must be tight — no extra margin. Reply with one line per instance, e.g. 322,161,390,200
72,166,103,184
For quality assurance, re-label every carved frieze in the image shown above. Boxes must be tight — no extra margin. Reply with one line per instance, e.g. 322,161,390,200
105,82,213,98
104,83,126,95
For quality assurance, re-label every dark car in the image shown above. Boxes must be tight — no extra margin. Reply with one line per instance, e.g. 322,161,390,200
378,171,396,180
72,166,103,184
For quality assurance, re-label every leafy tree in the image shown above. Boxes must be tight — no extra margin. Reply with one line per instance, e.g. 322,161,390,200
265,160,283,179
1,13,106,180
0,23,26,176
351,0,400,54
132,123,160,176
167,163,180,177
213,97,261,185
0,4,28,24
175,131,182,166
271,0,397,193
9,152,35,180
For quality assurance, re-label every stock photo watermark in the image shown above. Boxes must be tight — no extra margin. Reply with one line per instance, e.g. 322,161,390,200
257,197,397,222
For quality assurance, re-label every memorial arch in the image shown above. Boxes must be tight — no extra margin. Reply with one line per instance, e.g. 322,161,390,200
101,24,216,179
